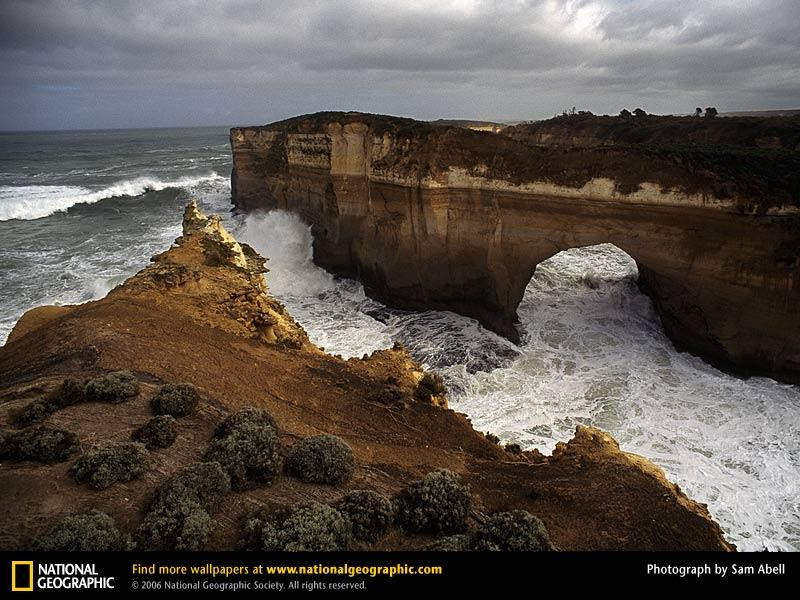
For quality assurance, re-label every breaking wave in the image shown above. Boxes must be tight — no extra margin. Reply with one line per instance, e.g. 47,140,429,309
0,173,227,221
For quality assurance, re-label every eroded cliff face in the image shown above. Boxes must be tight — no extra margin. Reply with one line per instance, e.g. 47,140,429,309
230,112,800,381
0,202,732,551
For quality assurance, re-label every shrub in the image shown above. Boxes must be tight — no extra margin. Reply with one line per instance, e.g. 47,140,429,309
136,461,231,551
335,490,394,542
150,384,199,417
505,443,523,454
132,415,178,449
50,378,85,408
69,442,149,490
12,379,86,426
205,422,281,490
35,509,128,551
13,400,56,426
0,424,79,463
469,510,554,551
84,371,140,404
285,434,355,485
485,432,500,445
242,502,352,551
213,407,276,438
137,497,212,551
415,373,446,402
152,461,231,513
395,469,472,534
423,534,470,551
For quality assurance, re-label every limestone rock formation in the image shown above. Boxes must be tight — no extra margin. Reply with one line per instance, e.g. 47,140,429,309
0,202,732,551
230,111,800,381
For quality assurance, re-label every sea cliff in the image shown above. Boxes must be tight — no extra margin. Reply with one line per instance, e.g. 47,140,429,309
230,112,800,381
0,202,732,551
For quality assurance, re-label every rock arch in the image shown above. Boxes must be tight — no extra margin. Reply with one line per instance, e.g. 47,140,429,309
230,114,800,382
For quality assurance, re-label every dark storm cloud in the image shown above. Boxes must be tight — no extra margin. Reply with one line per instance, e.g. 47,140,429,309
0,0,798,130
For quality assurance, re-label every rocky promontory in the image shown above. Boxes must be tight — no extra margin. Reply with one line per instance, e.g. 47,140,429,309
230,111,800,381
0,202,732,551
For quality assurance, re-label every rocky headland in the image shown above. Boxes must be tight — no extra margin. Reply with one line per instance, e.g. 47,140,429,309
0,202,732,551
230,112,800,382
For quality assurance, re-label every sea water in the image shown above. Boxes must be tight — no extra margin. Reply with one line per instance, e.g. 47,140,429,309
0,127,797,551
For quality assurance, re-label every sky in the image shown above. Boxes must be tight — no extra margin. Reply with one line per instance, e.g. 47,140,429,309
0,0,798,131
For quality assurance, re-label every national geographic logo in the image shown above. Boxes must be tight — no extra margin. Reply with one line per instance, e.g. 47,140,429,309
10,561,115,592
11,561,33,592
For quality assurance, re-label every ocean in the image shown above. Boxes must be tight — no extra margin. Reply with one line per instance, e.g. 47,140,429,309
1,127,798,551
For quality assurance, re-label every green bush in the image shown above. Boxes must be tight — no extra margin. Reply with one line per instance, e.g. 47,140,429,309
69,442,149,490
422,534,470,551
136,461,231,551
213,407,277,438
150,384,199,417
132,415,178,449
395,469,472,534
242,502,352,551
335,490,394,542
415,373,446,402
469,510,554,551
205,421,281,490
0,424,80,463
285,434,355,485
34,509,128,551
84,371,140,404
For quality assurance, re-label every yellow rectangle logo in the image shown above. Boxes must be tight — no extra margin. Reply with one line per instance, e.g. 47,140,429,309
11,561,34,592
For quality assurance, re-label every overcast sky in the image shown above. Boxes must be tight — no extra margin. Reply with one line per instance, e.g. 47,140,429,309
1,0,798,130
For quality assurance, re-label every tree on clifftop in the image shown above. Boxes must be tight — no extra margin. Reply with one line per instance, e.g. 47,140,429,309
619,109,632,118
633,108,647,117
705,107,718,118
694,107,703,117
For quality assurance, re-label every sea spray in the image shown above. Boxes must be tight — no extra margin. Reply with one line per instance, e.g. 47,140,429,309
237,210,800,552
0,173,227,221
1,123,798,552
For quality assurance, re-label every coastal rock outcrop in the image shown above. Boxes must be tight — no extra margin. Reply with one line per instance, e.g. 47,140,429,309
0,202,732,551
230,112,800,381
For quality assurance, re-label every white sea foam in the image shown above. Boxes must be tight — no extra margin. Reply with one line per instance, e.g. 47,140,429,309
236,211,394,356
0,173,227,221
236,210,800,552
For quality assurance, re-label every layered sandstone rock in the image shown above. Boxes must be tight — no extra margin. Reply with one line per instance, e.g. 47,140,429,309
230,112,800,381
0,202,732,551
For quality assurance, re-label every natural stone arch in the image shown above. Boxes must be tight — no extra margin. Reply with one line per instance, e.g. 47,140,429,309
230,114,800,382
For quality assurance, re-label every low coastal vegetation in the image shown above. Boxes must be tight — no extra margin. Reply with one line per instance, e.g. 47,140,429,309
284,434,356,485
242,502,353,551
12,378,85,426
395,469,473,534
0,423,79,462
135,461,231,551
204,408,281,490
415,372,446,403
469,510,554,551
35,509,130,551
335,490,394,542
150,383,199,417
84,371,140,404
69,442,150,490
132,415,178,449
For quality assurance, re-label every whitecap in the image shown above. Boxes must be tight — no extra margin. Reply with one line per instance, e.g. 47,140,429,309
0,173,228,221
